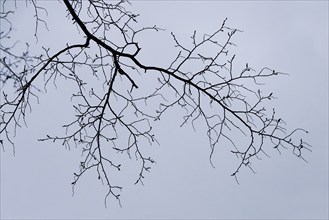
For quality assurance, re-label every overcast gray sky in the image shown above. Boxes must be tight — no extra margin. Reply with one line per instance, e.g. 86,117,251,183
1,1,328,219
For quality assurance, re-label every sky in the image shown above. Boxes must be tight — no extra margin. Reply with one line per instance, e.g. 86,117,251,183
0,1,328,219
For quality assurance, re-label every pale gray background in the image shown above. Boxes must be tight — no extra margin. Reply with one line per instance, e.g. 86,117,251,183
1,1,328,219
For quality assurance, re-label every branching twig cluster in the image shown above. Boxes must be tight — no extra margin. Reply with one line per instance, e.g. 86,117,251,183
0,0,311,205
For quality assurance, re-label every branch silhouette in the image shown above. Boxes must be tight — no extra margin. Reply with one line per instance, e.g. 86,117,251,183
0,0,311,206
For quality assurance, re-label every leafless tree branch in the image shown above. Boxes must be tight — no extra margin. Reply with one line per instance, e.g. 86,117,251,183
0,0,311,205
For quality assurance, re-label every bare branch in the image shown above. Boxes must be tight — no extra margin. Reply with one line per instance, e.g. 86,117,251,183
0,0,310,206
